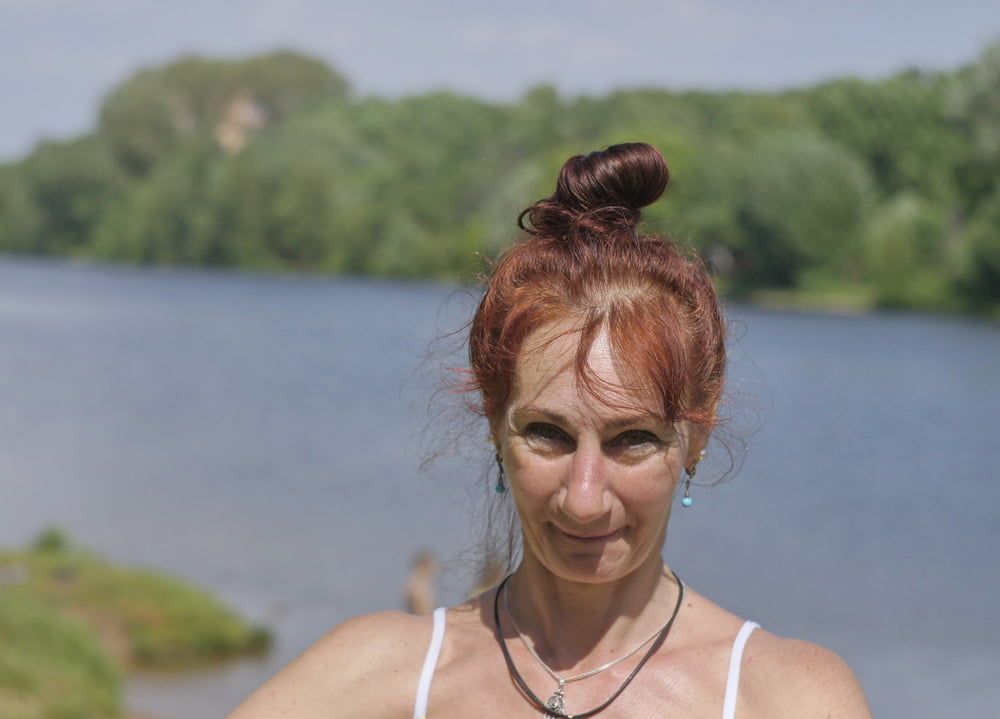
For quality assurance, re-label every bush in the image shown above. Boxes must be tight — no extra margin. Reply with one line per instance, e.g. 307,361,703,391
32,527,71,554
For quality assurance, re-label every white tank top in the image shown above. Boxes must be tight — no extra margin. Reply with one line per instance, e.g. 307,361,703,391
412,607,759,719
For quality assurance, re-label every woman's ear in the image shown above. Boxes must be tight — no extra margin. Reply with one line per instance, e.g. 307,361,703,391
684,422,710,469
488,415,502,450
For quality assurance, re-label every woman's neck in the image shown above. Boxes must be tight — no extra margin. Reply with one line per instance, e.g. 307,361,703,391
502,550,681,672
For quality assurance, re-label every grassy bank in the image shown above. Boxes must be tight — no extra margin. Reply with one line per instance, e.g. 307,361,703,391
0,529,271,718
0,591,120,719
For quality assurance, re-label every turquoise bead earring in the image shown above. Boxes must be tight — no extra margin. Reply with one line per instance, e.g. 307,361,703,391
494,451,506,494
681,468,694,507
682,449,706,508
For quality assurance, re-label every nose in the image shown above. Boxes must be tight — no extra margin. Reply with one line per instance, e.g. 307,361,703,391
559,442,612,525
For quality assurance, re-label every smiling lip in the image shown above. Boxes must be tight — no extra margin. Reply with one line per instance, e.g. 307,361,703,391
557,527,622,542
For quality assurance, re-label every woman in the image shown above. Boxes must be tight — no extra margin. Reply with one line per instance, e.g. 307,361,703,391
228,143,872,718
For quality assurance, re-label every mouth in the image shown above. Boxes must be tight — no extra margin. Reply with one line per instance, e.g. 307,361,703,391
556,527,623,543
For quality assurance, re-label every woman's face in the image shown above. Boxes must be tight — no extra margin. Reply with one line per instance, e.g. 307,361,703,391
493,321,700,584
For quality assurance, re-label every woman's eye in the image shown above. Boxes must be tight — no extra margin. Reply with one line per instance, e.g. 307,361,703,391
525,423,569,443
616,430,659,448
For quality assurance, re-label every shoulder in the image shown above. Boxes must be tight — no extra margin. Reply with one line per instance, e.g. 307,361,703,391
226,610,437,719
739,628,872,719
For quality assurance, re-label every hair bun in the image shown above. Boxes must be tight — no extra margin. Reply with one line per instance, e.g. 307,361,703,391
520,143,669,237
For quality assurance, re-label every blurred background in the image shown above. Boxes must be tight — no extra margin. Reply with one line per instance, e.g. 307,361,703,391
1,2,998,718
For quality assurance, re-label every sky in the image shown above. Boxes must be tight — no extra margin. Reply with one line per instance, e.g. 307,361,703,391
1,0,997,161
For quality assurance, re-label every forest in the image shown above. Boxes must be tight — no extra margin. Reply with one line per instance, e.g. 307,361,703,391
0,43,997,314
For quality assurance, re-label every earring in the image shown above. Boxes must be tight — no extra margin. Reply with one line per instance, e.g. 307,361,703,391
682,448,706,508
681,466,694,507
494,451,506,494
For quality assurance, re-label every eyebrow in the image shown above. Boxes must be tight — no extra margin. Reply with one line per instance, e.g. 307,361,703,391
512,405,669,432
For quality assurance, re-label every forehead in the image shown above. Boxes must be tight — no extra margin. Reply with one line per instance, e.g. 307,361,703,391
510,321,661,420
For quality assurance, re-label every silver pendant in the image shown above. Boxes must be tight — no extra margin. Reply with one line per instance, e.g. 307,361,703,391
543,684,566,718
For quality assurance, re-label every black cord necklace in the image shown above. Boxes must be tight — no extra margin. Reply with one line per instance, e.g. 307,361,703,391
492,569,684,719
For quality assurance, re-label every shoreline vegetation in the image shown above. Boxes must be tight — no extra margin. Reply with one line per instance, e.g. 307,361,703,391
0,42,998,318
0,528,270,719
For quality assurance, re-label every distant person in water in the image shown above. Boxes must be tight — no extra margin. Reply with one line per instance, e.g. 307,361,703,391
228,143,871,718
403,549,438,615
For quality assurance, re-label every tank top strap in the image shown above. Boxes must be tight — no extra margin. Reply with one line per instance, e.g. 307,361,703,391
412,607,447,719
721,620,759,719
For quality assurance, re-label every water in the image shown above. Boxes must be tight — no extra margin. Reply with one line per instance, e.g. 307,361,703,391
0,257,997,718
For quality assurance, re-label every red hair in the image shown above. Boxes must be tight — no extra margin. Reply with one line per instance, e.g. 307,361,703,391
468,143,726,428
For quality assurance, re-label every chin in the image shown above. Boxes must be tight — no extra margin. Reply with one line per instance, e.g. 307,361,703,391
542,548,642,584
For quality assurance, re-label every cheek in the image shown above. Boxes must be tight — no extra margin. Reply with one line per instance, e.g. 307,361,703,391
507,454,564,502
623,473,675,509
621,458,683,507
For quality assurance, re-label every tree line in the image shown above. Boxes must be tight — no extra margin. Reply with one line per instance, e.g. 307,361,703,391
1,44,998,313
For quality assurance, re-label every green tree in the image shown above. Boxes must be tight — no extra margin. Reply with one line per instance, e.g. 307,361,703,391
0,167,43,253
214,132,344,271
344,92,514,276
947,40,1000,214
98,52,349,175
237,51,350,120
863,193,951,309
801,72,963,203
16,137,122,254
957,186,1000,307
730,133,875,288
91,141,232,265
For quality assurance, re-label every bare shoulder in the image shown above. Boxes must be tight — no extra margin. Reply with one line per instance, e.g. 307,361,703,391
226,610,434,719
740,629,872,719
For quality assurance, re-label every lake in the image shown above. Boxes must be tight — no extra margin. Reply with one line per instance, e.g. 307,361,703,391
0,257,997,718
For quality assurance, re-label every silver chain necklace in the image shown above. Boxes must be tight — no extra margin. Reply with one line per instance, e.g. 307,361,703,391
502,576,683,717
